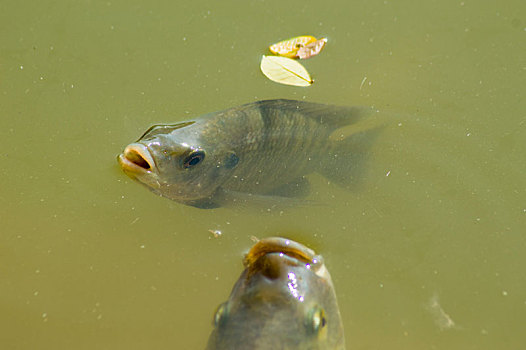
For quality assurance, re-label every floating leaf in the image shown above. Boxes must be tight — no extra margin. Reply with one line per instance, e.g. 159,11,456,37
260,55,313,87
296,38,327,59
269,35,317,58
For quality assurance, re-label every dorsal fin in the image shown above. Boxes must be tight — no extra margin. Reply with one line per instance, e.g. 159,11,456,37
249,99,375,130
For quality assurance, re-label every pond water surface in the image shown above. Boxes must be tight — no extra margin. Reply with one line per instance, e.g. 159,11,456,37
1,0,525,349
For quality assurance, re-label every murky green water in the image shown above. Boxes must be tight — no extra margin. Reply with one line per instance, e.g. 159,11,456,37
1,0,525,349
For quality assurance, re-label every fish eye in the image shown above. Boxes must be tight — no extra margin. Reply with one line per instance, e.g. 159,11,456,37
212,302,229,328
182,150,205,169
307,306,327,335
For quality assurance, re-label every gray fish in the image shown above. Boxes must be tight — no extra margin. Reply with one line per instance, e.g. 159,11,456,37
117,99,374,208
206,237,345,350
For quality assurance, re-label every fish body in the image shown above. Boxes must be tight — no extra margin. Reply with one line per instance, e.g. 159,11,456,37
206,237,345,350
118,99,373,208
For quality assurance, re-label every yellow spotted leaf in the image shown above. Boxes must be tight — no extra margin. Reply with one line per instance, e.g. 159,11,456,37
269,35,317,58
296,38,327,59
260,55,313,87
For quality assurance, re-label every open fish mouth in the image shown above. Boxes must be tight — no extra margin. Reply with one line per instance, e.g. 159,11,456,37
118,143,156,174
243,237,326,280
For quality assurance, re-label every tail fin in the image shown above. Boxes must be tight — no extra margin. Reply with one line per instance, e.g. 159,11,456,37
317,112,387,190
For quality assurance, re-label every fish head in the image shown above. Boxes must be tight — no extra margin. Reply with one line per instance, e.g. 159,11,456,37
118,121,239,205
207,237,345,350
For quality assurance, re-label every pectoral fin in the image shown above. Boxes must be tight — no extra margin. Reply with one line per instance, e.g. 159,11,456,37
182,197,222,209
265,176,311,198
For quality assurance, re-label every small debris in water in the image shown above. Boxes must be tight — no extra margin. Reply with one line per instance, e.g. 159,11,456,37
208,229,222,238
360,76,367,90
426,294,458,330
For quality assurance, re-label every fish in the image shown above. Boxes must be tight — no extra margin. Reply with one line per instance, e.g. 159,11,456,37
206,237,345,350
117,99,376,208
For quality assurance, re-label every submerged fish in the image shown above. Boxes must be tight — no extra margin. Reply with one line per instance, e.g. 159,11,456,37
206,237,345,350
118,99,374,208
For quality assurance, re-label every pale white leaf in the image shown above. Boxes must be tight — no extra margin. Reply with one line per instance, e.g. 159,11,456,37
260,55,313,87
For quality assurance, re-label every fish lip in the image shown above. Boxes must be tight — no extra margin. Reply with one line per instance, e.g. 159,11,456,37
118,143,157,175
244,237,321,270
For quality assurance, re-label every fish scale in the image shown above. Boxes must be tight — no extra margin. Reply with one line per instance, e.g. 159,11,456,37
218,108,329,193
